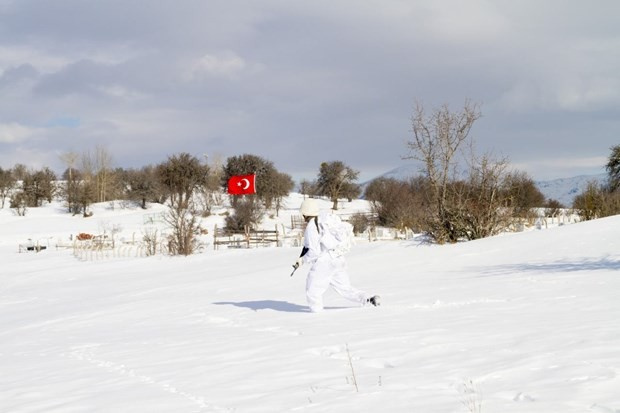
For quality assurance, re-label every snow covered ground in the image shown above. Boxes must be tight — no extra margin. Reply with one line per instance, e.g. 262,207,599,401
1,195,619,412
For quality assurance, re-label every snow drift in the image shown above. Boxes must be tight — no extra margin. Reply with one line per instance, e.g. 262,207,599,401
1,196,619,412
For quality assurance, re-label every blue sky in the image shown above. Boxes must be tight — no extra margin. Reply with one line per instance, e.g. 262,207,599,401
0,0,618,182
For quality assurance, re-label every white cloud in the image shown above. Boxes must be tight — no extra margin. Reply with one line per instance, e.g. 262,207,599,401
0,122,34,143
96,84,148,100
554,76,620,111
419,0,509,41
0,45,69,73
498,74,620,112
187,52,249,80
0,0,619,180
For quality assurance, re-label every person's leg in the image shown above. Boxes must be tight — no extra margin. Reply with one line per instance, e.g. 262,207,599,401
305,258,332,312
329,257,368,305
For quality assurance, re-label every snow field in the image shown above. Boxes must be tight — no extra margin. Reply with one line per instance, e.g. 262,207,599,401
1,196,619,412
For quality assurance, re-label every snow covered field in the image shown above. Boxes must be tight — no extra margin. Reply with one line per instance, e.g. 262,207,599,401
1,196,619,412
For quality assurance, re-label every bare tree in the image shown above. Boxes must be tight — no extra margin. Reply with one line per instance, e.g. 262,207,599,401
458,153,512,240
155,153,208,256
299,179,318,198
60,151,81,213
60,152,79,181
195,153,225,216
405,100,482,243
77,150,97,216
10,191,28,216
95,145,114,203
141,228,162,256
164,203,203,256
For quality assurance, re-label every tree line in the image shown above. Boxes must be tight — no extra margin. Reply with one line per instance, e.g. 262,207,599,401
1,102,618,251
0,150,364,254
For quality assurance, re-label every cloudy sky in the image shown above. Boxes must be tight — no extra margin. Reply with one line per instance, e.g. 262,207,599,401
0,0,618,183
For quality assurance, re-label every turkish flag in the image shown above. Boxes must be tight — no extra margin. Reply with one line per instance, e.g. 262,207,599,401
227,174,257,195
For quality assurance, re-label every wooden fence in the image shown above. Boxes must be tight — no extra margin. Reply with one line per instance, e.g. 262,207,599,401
213,225,280,250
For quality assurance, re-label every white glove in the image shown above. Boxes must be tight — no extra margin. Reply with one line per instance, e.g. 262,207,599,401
293,258,303,269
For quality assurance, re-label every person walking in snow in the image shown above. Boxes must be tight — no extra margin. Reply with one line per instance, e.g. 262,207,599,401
292,198,380,312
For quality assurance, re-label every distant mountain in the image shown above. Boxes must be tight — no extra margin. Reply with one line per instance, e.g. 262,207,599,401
359,164,420,195
535,173,607,207
362,164,607,207
368,164,420,181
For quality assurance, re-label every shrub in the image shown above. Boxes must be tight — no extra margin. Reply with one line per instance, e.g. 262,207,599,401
164,204,203,256
573,181,603,220
600,191,620,217
225,198,264,232
364,176,427,231
10,191,28,216
544,199,564,217
348,213,371,234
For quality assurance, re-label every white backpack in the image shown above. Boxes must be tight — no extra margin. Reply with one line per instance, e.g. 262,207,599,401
319,212,355,257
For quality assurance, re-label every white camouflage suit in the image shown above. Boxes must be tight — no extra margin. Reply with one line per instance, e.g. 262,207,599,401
301,211,368,313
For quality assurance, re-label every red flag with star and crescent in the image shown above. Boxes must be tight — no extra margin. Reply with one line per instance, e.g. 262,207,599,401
227,174,257,195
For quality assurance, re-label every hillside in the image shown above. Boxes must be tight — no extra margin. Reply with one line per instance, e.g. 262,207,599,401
1,197,619,412
535,173,607,206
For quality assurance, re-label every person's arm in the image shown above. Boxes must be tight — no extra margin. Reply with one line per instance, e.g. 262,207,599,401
302,219,322,264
